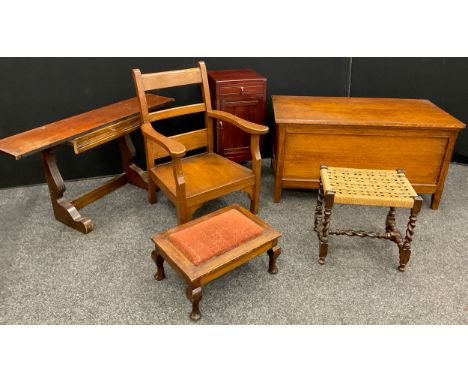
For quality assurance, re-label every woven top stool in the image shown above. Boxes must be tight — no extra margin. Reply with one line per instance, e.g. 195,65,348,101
151,204,282,321
314,165,423,272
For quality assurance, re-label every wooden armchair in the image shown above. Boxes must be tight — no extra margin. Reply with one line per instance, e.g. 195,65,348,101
132,61,268,224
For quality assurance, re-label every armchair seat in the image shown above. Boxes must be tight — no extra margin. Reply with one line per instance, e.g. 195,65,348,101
151,153,254,201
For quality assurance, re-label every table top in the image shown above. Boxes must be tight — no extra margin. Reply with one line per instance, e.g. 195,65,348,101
208,69,266,83
272,95,465,129
0,94,173,160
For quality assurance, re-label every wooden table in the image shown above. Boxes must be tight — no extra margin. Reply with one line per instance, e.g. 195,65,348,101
0,94,173,233
272,96,465,209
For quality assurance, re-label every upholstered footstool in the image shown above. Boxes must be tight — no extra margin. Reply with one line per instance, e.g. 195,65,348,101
151,204,282,321
314,165,423,271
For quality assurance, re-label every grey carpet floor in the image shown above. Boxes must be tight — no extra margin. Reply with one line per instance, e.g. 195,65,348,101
0,160,467,324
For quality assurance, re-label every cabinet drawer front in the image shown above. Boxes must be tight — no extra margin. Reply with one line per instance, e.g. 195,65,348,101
219,84,264,96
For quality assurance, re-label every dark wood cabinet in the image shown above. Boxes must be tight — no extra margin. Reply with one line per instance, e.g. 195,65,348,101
208,69,267,162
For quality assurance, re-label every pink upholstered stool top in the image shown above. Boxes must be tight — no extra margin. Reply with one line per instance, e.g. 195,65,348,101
168,209,264,266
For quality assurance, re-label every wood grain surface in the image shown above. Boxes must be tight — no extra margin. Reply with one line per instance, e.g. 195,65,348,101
272,95,465,128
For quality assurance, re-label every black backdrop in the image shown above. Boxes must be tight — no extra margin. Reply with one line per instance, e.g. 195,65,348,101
0,58,467,189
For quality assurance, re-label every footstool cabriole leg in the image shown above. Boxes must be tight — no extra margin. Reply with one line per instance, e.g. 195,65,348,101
186,285,202,321
151,249,166,281
398,196,422,272
319,191,335,265
267,245,281,274
314,181,324,233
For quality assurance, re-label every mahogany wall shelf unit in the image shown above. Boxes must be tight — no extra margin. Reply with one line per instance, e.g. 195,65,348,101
208,69,267,162
0,95,173,233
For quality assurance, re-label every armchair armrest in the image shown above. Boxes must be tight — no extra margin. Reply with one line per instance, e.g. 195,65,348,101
207,110,269,135
141,123,186,158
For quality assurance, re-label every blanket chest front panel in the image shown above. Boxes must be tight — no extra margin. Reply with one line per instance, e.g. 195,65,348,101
273,124,458,209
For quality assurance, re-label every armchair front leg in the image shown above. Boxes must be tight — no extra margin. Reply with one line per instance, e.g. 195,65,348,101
143,137,158,204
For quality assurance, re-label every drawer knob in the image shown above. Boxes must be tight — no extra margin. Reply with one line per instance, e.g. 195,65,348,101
240,86,244,95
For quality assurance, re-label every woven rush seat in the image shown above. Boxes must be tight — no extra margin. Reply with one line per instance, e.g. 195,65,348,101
320,167,418,208
314,165,423,272
151,204,282,321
